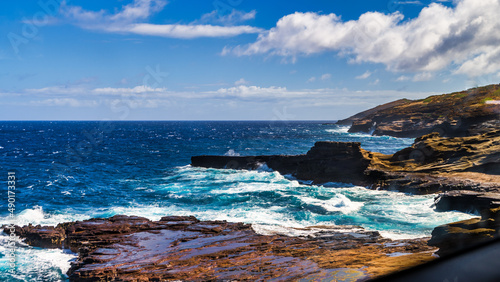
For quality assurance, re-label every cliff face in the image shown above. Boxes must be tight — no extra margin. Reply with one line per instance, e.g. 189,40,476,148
192,141,374,186
338,84,500,138
192,131,500,260
192,130,500,195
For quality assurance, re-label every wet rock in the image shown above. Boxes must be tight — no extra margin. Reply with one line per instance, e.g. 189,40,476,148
434,190,500,213
3,224,65,249
10,216,436,281
428,207,500,256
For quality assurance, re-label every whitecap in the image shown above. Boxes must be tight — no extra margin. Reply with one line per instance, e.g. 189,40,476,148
325,126,350,134
298,194,364,213
0,233,77,281
0,206,89,227
224,149,240,156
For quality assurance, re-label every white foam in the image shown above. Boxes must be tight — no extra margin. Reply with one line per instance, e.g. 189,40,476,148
224,149,240,156
0,206,89,227
378,231,428,240
298,194,364,213
0,233,77,281
325,126,350,134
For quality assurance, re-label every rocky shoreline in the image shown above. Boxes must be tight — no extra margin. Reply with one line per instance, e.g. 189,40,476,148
5,84,500,281
192,130,500,197
190,130,500,274
5,129,497,281
5,215,436,281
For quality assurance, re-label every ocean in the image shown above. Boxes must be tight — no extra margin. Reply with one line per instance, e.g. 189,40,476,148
0,121,474,281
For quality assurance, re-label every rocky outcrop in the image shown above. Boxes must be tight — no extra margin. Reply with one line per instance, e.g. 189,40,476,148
193,130,500,195
339,84,500,138
434,190,500,213
192,130,500,258
192,141,374,186
4,215,437,281
428,207,500,256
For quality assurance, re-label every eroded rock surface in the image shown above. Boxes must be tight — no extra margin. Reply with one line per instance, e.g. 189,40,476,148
428,207,500,256
5,215,437,281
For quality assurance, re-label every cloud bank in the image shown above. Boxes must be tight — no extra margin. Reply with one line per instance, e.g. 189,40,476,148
226,0,500,76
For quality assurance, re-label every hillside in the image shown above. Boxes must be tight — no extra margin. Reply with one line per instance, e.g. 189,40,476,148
338,84,500,138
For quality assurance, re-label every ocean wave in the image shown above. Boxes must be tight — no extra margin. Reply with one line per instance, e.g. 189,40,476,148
0,233,76,281
0,206,89,227
298,194,364,213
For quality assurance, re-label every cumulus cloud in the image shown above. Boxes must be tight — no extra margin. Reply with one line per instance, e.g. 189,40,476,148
226,0,500,76
234,78,249,85
60,0,261,38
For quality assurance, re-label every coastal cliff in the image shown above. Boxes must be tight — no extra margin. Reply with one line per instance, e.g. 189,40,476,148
192,130,500,259
337,84,500,138
192,130,500,196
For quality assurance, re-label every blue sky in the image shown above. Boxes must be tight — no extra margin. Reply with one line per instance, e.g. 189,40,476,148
1,0,499,120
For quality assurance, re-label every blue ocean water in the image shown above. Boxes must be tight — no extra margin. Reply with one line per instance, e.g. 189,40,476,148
0,121,474,281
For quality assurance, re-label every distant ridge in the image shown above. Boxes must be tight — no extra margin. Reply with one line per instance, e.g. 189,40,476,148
337,84,500,138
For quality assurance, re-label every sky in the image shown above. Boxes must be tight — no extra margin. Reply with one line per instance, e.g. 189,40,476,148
1,0,500,120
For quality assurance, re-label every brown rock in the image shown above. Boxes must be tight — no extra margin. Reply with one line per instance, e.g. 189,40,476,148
342,84,500,138
9,216,437,281
428,207,500,256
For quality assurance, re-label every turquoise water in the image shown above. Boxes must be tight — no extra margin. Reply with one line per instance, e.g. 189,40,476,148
0,121,474,280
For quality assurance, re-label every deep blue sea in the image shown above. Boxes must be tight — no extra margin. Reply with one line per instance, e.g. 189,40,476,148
0,121,473,281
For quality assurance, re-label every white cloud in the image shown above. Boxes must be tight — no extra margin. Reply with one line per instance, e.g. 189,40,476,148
395,1,423,4
227,0,500,76
125,23,261,38
234,78,249,85
370,79,380,85
356,71,372,79
61,0,262,38
212,85,288,98
4,84,441,119
321,73,331,80
197,10,256,25
92,85,167,95
413,72,433,81
30,98,98,107
396,75,410,81
307,77,316,83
